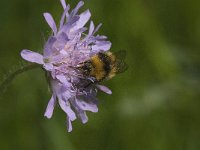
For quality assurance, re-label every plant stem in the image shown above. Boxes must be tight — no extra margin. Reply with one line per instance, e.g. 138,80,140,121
0,63,41,94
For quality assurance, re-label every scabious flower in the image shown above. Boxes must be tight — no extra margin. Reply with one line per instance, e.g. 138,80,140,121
21,0,112,132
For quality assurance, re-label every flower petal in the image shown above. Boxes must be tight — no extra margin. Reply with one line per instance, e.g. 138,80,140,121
44,36,57,57
70,1,84,17
66,116,73,132
92,41,112,51
60,0,67,9
92,41,111,51
95,35,107,40
84,94,99,105
88,21,94,35
56,75,71,88
93,23,102,35
58,96,76,121
44,63,54,71
59,6,70,29
79,111,88,124
21,49,44,64
73,9,91,30
61,16,80,33
56,75,67,83
44,95,56,119
82,21,94,42
96,85,112,95
43,13,57,35
76,99,98,112
70,98,88,124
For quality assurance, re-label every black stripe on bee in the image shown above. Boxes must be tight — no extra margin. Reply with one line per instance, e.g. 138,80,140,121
97,52,111,77
82,60,92,76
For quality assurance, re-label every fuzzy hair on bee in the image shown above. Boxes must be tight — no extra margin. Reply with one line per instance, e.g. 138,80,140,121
75,50,128,85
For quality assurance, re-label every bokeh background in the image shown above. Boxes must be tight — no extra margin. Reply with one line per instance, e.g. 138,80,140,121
0,0,200,150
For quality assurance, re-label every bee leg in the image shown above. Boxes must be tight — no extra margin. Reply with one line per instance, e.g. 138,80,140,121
83,81,93,88
84,77,98,88
88,77,96,83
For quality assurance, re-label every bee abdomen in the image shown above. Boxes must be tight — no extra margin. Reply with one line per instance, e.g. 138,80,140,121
78,50,127,83
88,52,111,81
97,52,111,77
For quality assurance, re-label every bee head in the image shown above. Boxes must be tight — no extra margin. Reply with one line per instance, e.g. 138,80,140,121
75,60,92,76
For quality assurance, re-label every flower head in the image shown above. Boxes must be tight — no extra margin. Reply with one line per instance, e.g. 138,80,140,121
21,0,112,132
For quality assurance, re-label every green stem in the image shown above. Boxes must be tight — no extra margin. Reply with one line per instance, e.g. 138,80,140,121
0,63,41,94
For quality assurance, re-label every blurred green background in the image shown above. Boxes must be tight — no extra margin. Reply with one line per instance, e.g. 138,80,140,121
0,0,200,150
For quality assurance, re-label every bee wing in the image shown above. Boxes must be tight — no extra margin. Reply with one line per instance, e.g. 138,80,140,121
114,50,128,74
115,59,128,74
114,50,126,60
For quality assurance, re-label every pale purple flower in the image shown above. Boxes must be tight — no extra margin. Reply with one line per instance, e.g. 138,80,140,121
21,0,112,132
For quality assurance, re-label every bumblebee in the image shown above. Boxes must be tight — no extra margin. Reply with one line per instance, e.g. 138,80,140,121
76,50,127,84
